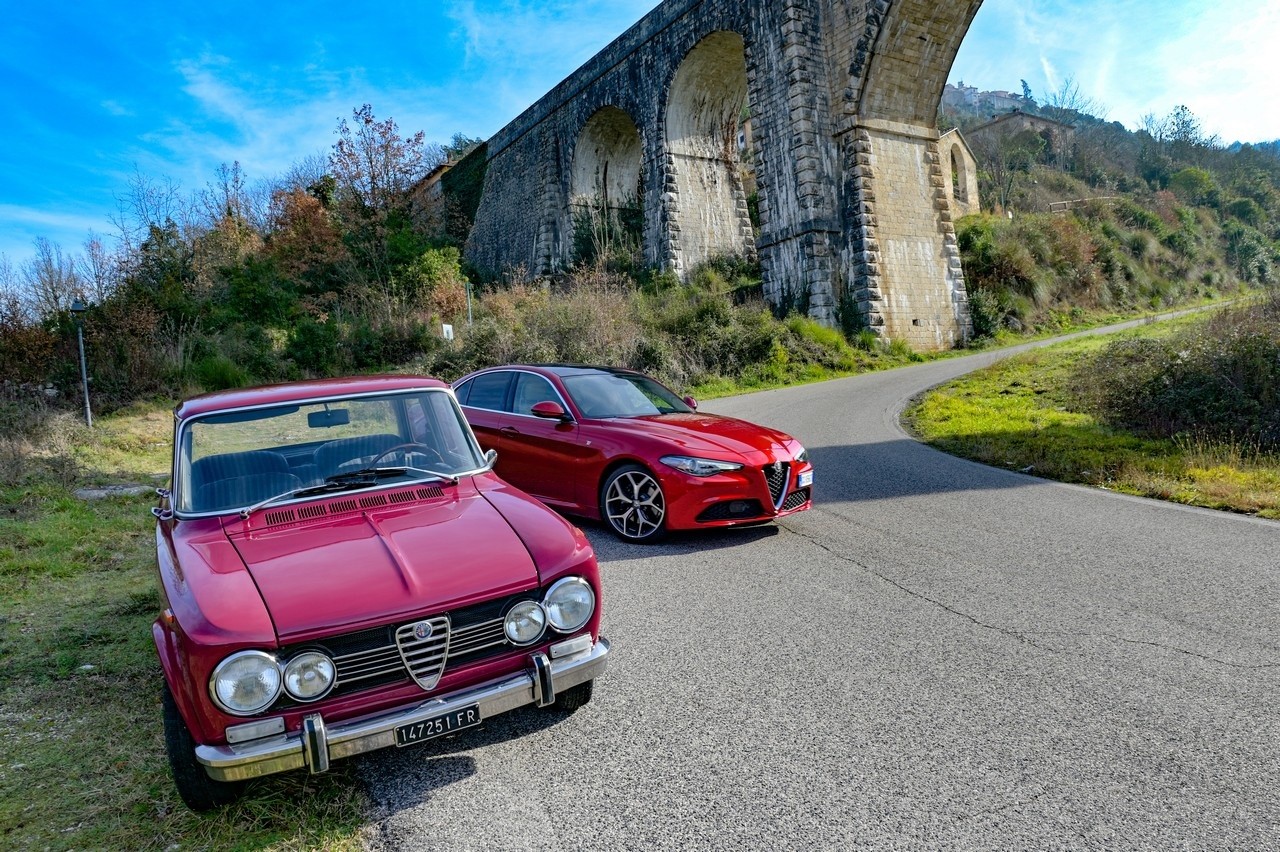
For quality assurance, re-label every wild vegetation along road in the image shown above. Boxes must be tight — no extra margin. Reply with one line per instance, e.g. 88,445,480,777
360,330,1279,850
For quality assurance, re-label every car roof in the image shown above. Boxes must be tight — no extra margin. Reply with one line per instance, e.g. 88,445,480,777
175,375,450,421
472,364,643,380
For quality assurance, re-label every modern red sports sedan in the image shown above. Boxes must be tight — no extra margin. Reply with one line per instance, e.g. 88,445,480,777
453,365,813,542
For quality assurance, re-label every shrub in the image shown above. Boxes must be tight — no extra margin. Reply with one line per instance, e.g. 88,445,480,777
1078,294,1280,449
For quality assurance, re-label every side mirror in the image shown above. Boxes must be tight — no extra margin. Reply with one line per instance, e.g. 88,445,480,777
484,448,498,469
530,400,570,421
683,396,698,411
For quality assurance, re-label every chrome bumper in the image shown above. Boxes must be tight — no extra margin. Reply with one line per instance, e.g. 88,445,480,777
195,637,610,782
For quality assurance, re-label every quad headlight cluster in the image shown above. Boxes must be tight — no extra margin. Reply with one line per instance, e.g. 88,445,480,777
210,648,336,716
503,576,596,646
210,577,596,715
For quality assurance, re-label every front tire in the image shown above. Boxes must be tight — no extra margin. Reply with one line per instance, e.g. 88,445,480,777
163,683,244,811
601,464,666,543
544,680,594,713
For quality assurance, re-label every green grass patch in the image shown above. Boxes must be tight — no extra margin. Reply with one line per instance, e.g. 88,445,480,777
0,405,366,850
905,324,1280,520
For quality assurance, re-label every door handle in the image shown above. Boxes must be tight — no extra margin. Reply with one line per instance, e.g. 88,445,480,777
500,426,519,437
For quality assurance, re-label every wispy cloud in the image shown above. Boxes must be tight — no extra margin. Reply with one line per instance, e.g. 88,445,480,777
443,0,657,119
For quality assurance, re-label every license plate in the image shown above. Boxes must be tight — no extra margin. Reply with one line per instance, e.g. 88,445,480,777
798,470,813,488
394,705,481,746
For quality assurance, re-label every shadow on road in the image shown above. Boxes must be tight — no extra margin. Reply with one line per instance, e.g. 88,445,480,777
357,704,579,811
806,438,1039,503
580,518,781,564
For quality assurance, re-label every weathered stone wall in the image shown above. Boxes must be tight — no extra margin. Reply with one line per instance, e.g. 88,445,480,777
461,0,982,350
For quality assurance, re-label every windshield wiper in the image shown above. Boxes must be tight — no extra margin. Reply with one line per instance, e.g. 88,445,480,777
239,467,455,519
326,466,457,486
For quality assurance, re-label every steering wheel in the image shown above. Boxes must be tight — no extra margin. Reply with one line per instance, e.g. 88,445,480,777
366,442,446,469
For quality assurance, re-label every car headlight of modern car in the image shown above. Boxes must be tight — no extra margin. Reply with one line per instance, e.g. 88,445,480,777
282,651,336,702
794,444,809,463
660,455,744,477
210,650,282,715
543,576,596,633
504,600,548,645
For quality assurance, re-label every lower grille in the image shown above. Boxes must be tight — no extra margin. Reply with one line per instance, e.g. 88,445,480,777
763,462,790,505
696,499,764,523
781,487,811,511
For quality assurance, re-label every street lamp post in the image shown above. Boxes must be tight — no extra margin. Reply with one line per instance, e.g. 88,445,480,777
70,300,92,428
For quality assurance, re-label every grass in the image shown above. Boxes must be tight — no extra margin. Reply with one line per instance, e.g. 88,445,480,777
0,295,1260,848
0,409,366,851
904,322,1280,520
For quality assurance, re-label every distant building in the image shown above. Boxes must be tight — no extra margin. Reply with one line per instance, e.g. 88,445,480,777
942,82,1033,117
966,109,1076,163
939,129,980,217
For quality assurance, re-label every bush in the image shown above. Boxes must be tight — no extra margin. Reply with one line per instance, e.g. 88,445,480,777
1078,294,1280,449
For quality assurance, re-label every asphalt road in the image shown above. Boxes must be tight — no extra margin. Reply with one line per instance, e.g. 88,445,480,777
359,327,1279,850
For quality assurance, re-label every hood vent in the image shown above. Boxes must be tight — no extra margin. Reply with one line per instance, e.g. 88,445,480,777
258,486,447,529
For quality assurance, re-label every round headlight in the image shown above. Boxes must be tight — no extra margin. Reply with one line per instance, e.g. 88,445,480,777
543,576,596,633
504,600,547,645
210,650,281,715
282,651,336,702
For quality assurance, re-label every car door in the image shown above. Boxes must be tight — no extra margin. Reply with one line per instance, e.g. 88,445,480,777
493,372,585,510
455,370,514,458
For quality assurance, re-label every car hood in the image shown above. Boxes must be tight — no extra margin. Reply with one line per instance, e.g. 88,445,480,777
224,485,539,642
602,412,794,461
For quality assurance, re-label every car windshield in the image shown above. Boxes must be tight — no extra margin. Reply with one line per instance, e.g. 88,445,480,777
561,373,693,419
175,389,487,515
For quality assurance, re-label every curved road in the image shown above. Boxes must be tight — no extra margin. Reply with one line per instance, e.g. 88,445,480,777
360,328,1279,850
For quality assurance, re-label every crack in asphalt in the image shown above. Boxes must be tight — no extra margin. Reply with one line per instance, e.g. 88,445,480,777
780,521,1050,651
1023,631,1280,671
781,518,1280,672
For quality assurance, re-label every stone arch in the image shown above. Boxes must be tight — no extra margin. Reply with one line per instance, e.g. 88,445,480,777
663,30,756,277
571,106,643,210
569,106,644,265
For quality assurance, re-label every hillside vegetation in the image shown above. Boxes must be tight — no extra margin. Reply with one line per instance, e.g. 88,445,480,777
0,101,1276,433
907,294,1280,519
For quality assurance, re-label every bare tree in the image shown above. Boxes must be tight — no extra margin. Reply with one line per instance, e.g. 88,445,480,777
78,233,120,304
22,237,83,318
111,166,185,256
1041,76,1107,123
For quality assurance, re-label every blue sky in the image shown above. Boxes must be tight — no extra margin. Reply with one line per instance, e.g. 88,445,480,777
2,0,1276,269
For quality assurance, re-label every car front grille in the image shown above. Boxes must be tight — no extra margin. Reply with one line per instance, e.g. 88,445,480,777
781,487,811,511
763,462,790,506
280,594,530,704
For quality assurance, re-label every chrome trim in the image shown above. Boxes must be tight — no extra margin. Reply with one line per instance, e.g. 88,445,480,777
394,616,451,690
456,368,575,419
542,576,595,633
208,650,282,717
531,653,555,707
172,387,490,520
225,716,285,745
550,634,593,659
195,638,611,782
302,714,329,773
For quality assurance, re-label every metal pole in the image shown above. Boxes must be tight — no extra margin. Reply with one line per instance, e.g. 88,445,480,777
466,280,473,326
75,320,92,428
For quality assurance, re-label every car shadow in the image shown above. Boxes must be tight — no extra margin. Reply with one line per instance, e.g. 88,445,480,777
577,518,780,563
356,703,578,811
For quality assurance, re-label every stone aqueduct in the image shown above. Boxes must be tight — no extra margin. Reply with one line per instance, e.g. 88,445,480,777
460,0,984,350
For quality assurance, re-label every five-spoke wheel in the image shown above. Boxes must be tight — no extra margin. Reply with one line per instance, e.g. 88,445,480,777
601,464,666,543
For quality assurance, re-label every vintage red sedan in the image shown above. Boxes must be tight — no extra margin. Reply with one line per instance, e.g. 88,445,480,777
453,365,813,543
152,375,608,810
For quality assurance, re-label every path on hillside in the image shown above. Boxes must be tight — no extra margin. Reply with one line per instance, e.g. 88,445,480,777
359,319,1279,850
